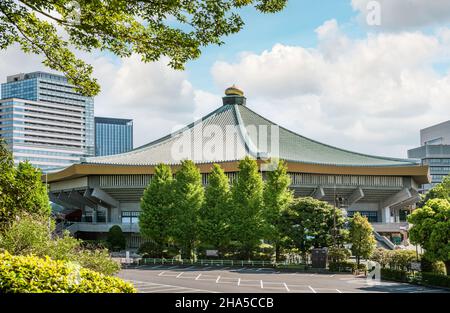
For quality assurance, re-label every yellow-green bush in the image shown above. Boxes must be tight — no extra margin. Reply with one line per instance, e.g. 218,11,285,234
0,251,135,293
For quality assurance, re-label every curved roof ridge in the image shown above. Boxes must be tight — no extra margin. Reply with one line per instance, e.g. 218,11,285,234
238,105,417,166
84,104,236,164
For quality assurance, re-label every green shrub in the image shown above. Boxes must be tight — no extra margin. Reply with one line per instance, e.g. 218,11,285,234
370,248,391,268
421,272,450,288
388,250,417,271
329,261,356,272
0,215,120,275
0,251,135,293
381,268,410,282
421,258,447,275
107,225,126,251
328,247,351,263
138,241,160,258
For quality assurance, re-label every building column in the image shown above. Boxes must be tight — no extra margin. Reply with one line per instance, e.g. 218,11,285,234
382,207,391,223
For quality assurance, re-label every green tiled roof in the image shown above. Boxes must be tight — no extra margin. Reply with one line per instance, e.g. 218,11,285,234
85,101,418,167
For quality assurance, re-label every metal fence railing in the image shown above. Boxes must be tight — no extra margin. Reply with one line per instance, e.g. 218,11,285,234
131,258,310,268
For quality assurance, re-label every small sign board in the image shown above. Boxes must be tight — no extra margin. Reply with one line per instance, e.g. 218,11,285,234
411,262,421,271
206,250,218,257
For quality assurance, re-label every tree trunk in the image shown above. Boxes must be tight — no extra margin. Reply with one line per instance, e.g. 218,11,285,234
356,256,360,266
445,260,450,276
275,243,281,262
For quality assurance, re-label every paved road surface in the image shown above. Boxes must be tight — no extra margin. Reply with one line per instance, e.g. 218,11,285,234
117,265,447,293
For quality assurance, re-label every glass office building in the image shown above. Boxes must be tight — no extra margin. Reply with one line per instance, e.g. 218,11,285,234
95,117,133,156
408,120,450,192
0,72,95,172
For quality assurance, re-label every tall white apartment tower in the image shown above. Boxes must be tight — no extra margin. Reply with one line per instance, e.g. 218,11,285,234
0,72,95,172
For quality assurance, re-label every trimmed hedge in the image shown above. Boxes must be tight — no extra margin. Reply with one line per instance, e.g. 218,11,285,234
0,251,135,293
381,268,410,282
329,262,367,273
421,272,450,288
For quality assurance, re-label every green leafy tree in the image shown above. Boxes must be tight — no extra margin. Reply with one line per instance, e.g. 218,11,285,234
283,197,347,258
173,160,204,259
139,164,175,258
199,164,231,257
262,160,293,261
231,157,264,259
107,225,126,251
0,213,120,275
0,140,50,229
420,175,450,206
0,0,287,96
408,198,450,275
349,212,376,266
0,213,51,255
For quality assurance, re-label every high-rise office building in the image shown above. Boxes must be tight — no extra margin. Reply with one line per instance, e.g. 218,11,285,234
0,71,95,172
95,117,133,156
408,120,450,192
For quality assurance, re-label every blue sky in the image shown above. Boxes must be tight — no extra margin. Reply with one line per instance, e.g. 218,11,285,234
2,0,450,157
186,0,360,93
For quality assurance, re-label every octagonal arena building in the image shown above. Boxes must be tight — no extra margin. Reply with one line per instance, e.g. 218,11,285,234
46,86,430,249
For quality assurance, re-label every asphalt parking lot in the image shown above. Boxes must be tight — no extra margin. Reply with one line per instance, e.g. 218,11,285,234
117,265,448,293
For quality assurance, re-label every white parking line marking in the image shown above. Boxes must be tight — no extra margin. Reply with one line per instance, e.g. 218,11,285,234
158,271,165,276
195,274,202,280
308,286,317,293
147,287,189,293
284,283,290,292
260,280,264,289
216,276,221,283
329,274,336,277
238,278,241,286
176,272,184,278
336,289,342,293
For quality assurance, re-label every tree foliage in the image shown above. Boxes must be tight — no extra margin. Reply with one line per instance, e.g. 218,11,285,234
199,164,232,256
107,225,126,252
408,198,450,275
0,139,50,229
262,160,293,261
421,175,450,206
348,212,376,265
230,157,264,259
139,164,175,258
172,160,204,259
283,197,347,255
0,251,135,293
0,0,287,96
0,213,120,275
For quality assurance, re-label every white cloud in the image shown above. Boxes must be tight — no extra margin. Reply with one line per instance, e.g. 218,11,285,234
0,48,217,148
352,0,450,30
212,20,450,158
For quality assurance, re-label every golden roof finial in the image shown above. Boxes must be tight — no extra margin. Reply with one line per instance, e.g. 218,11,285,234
225,85,244,96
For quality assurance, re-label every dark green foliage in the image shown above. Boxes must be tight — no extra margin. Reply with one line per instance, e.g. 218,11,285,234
172,160,204,259
262,160,293,261
408,198,450,275
0,140,50,229
421,272,450,288
139,164,175,258
381,268,410,282
199,164,232,256
107,225,126,251
0,0,287,96
230,157,264,259
283,197,347,256
328,261,366,273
